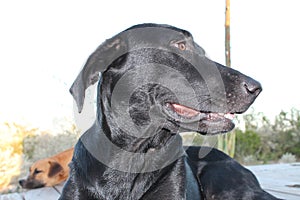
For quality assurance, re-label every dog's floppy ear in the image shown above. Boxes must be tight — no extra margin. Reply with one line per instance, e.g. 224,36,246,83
70,36,127,113
48,161,63,177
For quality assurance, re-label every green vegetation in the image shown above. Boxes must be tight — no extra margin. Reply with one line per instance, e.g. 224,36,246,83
234,108,300,164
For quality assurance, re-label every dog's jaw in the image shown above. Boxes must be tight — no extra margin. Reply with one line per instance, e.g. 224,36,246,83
163,102,236,135
19,178,46,189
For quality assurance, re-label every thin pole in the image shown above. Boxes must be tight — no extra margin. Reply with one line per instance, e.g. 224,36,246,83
219,0,236,158
225,0,231,67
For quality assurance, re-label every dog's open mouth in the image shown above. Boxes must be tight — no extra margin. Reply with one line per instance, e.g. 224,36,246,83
166,103,235,121
164,103,236,134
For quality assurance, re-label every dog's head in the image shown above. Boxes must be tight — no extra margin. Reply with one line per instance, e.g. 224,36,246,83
19,158,65,189
71,23,261,137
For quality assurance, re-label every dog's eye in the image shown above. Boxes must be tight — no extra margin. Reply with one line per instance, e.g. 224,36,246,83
175,42,186,51
34,169,43,174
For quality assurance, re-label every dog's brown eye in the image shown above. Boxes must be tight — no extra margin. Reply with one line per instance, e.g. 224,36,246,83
175,42,186,51
178,43,186,50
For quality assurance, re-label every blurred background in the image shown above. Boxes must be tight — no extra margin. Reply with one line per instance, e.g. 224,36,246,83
1,0,300,194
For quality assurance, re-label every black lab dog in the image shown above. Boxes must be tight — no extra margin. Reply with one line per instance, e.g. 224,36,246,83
60,24,280,200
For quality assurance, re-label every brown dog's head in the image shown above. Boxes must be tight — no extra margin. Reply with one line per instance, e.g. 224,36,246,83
19,158,66,189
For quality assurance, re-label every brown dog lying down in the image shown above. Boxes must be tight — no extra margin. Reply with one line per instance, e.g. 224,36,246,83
19,147,74,189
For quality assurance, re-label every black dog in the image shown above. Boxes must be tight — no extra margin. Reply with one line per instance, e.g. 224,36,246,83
60,24,280,199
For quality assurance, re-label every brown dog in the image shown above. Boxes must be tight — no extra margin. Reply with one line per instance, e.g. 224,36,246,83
19,147,74,189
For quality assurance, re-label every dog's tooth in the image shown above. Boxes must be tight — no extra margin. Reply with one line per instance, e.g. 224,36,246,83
208,113,213,120
224,113,235,120
207,113,210,119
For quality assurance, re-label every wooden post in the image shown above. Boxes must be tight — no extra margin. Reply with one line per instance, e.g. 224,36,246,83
218,0,236,158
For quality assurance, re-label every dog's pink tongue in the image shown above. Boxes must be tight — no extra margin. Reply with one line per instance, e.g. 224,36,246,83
172,103,200,118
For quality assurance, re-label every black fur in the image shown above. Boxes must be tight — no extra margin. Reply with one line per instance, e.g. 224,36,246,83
60,24,280,200
186,147,280,199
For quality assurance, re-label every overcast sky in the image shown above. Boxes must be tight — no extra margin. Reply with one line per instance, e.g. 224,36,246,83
1,0,299,130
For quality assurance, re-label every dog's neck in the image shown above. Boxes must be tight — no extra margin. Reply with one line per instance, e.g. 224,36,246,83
79,115,190,199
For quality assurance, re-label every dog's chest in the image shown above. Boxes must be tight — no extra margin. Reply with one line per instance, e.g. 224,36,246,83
97,159,200,200
140,159,201,200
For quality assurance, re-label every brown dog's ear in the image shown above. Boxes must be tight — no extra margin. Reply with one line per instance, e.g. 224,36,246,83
48,161,63,177
70,36,127,113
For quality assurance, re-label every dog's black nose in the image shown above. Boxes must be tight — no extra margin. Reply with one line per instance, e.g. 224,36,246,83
19,179,24,187
243,80,262,97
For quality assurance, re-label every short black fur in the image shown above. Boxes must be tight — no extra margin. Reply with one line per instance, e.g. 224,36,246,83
60,24,280,200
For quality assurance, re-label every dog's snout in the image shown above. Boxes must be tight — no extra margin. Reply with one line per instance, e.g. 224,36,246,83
243,80,262,97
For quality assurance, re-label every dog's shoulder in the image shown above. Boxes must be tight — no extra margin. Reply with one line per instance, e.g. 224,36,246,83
185,146,257,183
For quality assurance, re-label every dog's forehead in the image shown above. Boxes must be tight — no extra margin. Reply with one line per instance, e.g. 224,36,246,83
31,160,50,170
114,24,194,50
125,23,192,38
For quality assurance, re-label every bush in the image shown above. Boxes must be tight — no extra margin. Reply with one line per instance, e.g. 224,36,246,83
234,109,300,164
279,153,297,163
242,155,262,165
22,130,78,162
234,129,262,163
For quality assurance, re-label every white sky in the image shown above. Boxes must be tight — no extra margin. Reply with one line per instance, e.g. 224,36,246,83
1,0,300,130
